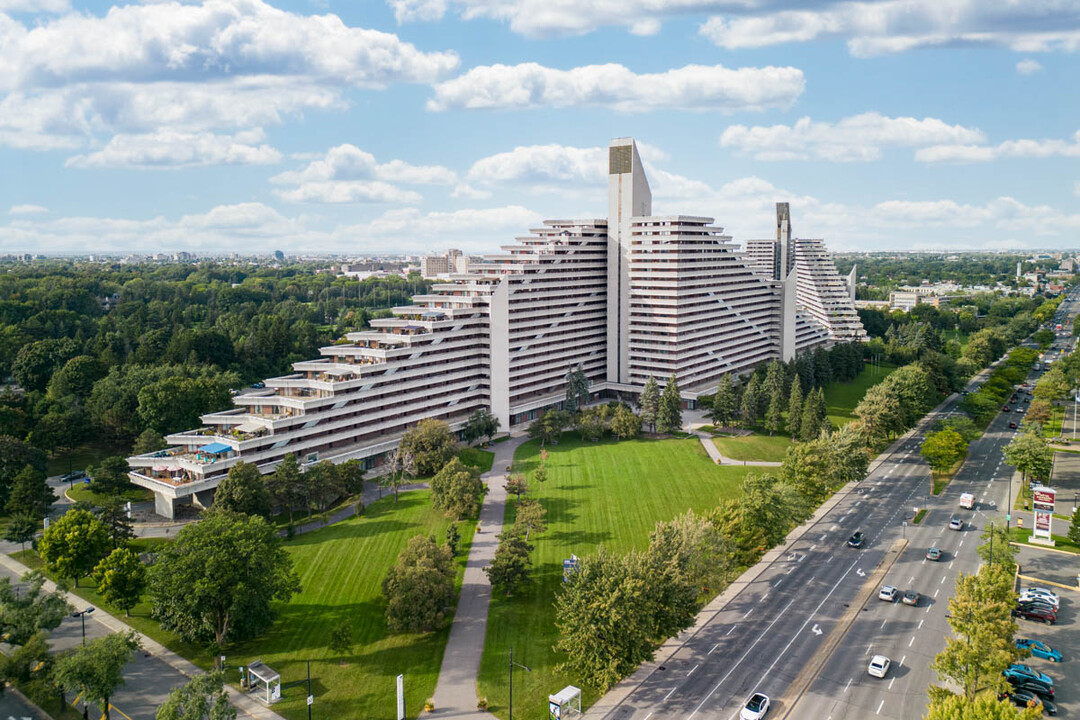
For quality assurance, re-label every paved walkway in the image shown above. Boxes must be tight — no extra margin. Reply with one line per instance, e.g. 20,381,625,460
0,553,284,720
687,415,783,467
431,435,529,718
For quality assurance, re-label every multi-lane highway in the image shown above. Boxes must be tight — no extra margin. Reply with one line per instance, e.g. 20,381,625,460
596,352,1078,719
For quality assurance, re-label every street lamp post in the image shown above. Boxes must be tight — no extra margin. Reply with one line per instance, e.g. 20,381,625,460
508,647,531,720
71,607,94,645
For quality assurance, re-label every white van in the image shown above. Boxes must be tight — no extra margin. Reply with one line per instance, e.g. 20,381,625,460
959,493,974,509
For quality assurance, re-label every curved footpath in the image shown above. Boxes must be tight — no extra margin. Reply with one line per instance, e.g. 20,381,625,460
431,433,530,718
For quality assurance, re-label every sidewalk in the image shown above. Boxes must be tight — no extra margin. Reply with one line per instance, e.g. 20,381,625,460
692,428,783,467
0,553,284,720
431,434,529,718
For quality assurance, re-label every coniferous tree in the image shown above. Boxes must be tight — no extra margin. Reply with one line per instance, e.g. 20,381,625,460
741,375,762,428
786,379,804,438
710,374,737,428
765,391,785,436
656,375,682,434
639,376,660,433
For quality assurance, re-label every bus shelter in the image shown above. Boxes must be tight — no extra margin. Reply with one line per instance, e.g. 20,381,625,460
247,660,281,704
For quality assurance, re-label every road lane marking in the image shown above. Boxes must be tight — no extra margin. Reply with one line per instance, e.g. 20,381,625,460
688,664,699,677
709,644,719,655
663,687,678,702
909,636,915,647
743,607,754,618
880,619,886,629
866,643,872,655
941,576,946,584
888,678,895,689
844,678,852,693
726,626,735,636
899,655,906,667
877,699,885,715
918,620,923,629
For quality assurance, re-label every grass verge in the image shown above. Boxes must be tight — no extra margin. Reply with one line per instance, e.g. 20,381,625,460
712,433,792,462
65,483,153,505
823,363,897,428
1009,527,1080,554
476,436,754,720
931,456,966,495
913,508,928,525
12,491,476,720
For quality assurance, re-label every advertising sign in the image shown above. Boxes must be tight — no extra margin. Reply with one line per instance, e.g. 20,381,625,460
1033,487,1057,511
1033,486,1055,543
1035,511,1052,532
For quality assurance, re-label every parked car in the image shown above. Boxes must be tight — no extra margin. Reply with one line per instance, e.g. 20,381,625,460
949,516,965,531
1015,638,1060,663
1018,600,1058,617
1021,588,1061,607
925,547,942,561
848,532,865,548
1006,664,1054,687
1019,593,1060,611
1013,606,1057,625
1017,407,1025,414
1002,690,1057,716
60,470,86,483
868,655,890,678
902,590,920,606
740,693,770,720
251,381,266,389
1010,422,1018,429
1007,676,1056,700
878,586,898,602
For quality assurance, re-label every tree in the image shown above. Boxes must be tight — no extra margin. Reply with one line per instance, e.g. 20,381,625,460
931,565,1021,703
553,547,656,692
89,456,132,495
5,464,54,518
38,508,110,587
445,522,461,557
0,436,47,508
656,374,682,434
328,621,354,664
639,376,660,433
398,419,457,477
764,391,784,436
979,523,1017,571
150,511,301,646
54,631,141,720
921,429,968,472
267,453,303,523
610,405,641,440
132,428,167,455
741,375,762,427
338,459,366,495
575,405,608,441
515,498,547,541
463,408,500,444
564,365,591,414
99,496,135,548
648,510,732,597
786,379,803,438
504,474,528,501
527,409,570,446
925,692,1041,720
12,338,80,393
212,461,272,518
430,457,485,520
1069,505,1080,546
92,548,147,617
4,513,37,551
1003,432,1053,485
47,355,104,401
711,374,738,429
484,527,533,595
854,384,905,440
0,571,70,646
137,376,232,436
303,461,345,515
382,535,455,633
1026,399,1052,426
156,671,236,720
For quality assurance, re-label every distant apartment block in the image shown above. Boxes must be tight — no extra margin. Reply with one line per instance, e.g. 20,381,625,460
129,138,863,517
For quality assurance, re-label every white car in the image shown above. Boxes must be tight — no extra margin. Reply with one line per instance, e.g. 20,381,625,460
878,585,898,602
740,692,770,720
868,655,891,679
1020,588,1061,609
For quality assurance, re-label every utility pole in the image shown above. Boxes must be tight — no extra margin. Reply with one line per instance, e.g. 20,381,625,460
307,659,312,720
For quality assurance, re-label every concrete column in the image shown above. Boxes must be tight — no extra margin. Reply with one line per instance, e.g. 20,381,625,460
154,492,176,520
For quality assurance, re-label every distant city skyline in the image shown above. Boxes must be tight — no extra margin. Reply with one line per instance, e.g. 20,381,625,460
1,0,1079,254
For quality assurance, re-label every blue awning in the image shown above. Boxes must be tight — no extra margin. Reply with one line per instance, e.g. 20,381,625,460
198,442,232,454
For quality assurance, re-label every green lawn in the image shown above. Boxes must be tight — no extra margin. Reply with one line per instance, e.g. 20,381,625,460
712,433,792,462
1009,527,1080,555
1048,405,1066,437
46,443,119,478
13,491,476,720
458,446,496,473
476,436,755,720
65,482,153,505
823,363,897,428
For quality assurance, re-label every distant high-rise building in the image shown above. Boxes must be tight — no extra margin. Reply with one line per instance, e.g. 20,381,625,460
128,138,855,517
274,250,285,261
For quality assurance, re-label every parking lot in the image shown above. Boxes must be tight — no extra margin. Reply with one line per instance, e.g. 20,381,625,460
1015,544,1080,716
1051,452,1080,502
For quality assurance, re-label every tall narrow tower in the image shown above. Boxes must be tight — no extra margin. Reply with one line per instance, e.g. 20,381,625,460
606,138,652,385
776,202,795,280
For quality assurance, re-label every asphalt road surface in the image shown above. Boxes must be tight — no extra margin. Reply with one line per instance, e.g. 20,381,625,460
596,351,1055,720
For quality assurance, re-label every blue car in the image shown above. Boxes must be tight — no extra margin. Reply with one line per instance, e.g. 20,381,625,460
1017,639,1063,663
1005,664,1054,686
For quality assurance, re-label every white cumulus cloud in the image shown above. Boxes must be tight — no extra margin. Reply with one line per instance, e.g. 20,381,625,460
0,0,458,157
271,144,456,204
1017,58,1044,74
8,204,47,215
915,131,1080,163
700,0,1080,57
720,113,986,162
428,63,805,113
66,129,282,169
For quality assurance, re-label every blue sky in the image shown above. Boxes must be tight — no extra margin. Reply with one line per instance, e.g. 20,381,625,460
1,0,1078,255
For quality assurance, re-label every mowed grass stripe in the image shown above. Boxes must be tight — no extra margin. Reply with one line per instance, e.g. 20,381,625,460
477,436,753,720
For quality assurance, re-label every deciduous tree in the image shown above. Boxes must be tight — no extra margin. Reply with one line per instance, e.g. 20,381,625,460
921,429,968,472
610,405,641,440
514,498,547,541
484,527,533,595
212,461,272,518
5,464,54,519
382,535,455,633
0,571,70,645
54,631,141,720
89,456,132,495
398,419,457,477
38,509,110,587
92,548,147,617
155,671,236,720
430,457,484,520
